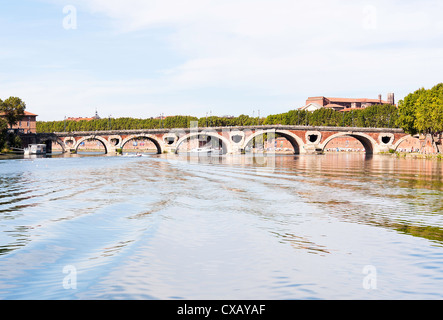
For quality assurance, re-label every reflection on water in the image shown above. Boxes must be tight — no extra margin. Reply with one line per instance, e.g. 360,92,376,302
0,153,442,299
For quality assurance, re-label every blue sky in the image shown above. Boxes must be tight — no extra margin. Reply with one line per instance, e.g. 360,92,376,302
1,0,443,121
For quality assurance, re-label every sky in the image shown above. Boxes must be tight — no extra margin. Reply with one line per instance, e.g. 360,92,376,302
1,0,443,121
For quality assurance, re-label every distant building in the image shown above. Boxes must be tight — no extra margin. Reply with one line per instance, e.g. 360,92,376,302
93,109,101,119
0,110,38,134
300,93,395,112
154,115,171,119
66,116,96,122
300,102,323,112
66,110,101,122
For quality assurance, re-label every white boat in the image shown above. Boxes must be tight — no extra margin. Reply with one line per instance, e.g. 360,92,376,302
123,153,143,157
190,147,223,155
24,144,47,155
190,148,212,154
209,147,222,155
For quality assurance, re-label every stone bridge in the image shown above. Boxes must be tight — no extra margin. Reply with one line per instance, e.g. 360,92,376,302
32,125,411,155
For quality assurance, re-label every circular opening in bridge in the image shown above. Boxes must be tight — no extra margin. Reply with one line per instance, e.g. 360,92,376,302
122,138,161,155
381,136,391,144
231,135,243,143
77,138,107,155
65,139,75,147
164,137,176,145
308,134,319,143
110,138,120,146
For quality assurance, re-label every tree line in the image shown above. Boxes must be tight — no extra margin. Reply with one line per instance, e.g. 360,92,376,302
36,104,400,133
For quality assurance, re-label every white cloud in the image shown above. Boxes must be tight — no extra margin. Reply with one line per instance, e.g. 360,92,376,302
71,0,443,80
7,0,443,120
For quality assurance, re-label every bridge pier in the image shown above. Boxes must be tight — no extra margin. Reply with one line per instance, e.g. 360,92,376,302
230,146,244,154
44,141,52,154
374,145,391,154
107,146,119,154
302,144,324,155
163,146,176,154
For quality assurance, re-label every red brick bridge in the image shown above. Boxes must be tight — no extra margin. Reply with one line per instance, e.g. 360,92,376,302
34,125,411,155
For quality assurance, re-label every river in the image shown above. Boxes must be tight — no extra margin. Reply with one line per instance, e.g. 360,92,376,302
0,152,442,299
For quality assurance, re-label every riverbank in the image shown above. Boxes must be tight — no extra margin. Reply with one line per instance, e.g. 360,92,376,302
384,151,443,160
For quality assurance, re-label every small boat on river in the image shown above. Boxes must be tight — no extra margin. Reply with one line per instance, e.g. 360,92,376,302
190,147,223,155
123,153,143,157
24,144,47,155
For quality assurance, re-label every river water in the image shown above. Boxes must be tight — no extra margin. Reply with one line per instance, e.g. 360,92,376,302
0,152,442,300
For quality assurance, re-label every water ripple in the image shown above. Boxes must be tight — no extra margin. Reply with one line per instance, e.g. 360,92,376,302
0,154,442,299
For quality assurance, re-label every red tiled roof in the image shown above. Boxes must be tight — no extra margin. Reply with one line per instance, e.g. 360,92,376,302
306,97,326,100
66,117,94,121
339,108,362,112
307,96,389,104
327,97,389,104
0,111,38,117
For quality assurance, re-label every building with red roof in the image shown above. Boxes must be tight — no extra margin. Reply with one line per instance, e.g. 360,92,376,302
300,93,395,111
0,110,38,134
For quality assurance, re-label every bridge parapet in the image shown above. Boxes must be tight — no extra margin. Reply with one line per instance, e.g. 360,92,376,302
51,125,405,136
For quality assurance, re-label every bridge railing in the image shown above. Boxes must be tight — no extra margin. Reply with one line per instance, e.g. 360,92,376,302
48,125,405,136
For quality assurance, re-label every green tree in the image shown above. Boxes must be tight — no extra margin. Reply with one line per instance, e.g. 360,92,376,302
397,83,443,135
0,97,26,129
396,88,426,135
0,117,7,132
415,83,443,134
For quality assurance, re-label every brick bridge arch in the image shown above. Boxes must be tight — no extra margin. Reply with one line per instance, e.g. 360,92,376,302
74,135,111,153
243,129,306,154
175,131,232,154
319,132,379,154
120,134,163,154
392,135,414,151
